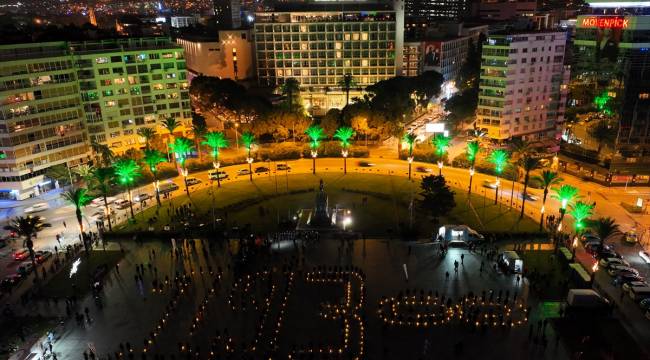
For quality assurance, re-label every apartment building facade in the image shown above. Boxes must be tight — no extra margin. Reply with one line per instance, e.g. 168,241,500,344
0,37,190,200
477,32,569,142
0,43,89,200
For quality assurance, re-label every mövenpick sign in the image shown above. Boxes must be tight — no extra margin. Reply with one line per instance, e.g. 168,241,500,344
580,16,629,29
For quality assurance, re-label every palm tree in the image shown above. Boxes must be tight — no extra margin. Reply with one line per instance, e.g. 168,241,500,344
162,117,181,164
532,170,561,231
551,184,581,231
90,167,115,231
519,155,541,219
62,188,93,252
305,125,325,175
334,126,355,174
73,164,94,184
568,201,594,234
169,137,195,196
338,74,356,107
114,158,141,219
241,131,256,181
203,131,229,188
403,133,417,180
142,149,167,207
466,140,480,195
281,78,301,113
4,216,50,281
507,138,530,208
589,217,620,250
431,134,450,175
191,121,208,162
91,140,114,167
489,149,509,204
137,127,157,150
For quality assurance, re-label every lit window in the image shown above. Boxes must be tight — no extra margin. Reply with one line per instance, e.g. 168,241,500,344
96,57,109,64
639,93,649,99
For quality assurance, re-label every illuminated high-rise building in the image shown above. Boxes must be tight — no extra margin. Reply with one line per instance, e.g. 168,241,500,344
254,1,404,113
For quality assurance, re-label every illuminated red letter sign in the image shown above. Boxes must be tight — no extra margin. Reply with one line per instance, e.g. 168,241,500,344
581,16,629,29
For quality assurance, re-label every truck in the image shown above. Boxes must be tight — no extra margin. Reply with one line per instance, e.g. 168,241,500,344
565,289,610,317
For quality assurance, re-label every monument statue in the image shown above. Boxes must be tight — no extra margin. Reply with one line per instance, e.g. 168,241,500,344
311,179,331,226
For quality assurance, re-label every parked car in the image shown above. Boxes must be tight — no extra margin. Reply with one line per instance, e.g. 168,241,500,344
91,196,117,208
629,287,650,301
24,202,49,214
13,249,30,261
255,166,270,173
415,166,433,173
607,265,639,277
0,274,22,292
599,257,630,268
158,182,179,194
133,193,151,202
595,249,622,260
186,177,201,186
614,273,645,286
641,251,650,264
237,168,252,176
482,180,498,189
586,242,614,254
625,231,638,244
358,161,375,167
623,281,648,293
114,199,131,210
208,170,228,180
520,192,539,201
34,250,52,264
17,261,34,276
276,163,290,171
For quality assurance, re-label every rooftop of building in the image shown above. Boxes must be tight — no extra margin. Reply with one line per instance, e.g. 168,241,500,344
259,1,394,13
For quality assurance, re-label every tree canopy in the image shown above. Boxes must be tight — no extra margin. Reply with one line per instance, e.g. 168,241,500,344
419,175,456,221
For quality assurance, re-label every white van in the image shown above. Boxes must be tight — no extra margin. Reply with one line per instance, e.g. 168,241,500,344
208,170,228,180
629,287,650,301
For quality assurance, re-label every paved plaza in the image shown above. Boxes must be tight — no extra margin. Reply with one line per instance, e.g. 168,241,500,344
8,237,574,360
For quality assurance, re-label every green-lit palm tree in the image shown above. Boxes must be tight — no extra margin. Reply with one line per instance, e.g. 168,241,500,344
142,149,167,207
489,149,509,204
551,184,581,232
334,126,355,174
432,134,450,176
532,170,561,231
169,137,195,196
191,121,208,162
90,167,115,231
281,78,301,113
306,125,325,175
137,127,157,150
519,155,541,219
203,131,229,188
569,201,594,234
241,131,256,181
466,140,480,195
338,74,356,108
4,216,50,281
589,217,620,250
62,188,93,252
162,117,181,164
114,158,141,219
402,132,417,180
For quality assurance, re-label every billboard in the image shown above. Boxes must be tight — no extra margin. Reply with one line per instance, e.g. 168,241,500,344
423,42,442,69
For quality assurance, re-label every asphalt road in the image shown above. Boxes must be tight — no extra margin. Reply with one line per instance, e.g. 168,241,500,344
1,155,650,298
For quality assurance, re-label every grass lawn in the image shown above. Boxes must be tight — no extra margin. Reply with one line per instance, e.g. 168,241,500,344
115,173,539,237
40,251,123,299
519,250,570,300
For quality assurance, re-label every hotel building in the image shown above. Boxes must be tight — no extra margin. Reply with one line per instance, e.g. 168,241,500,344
253,1,404,113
